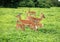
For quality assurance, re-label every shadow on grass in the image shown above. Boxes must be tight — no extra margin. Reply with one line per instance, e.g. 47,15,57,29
38,28,57,34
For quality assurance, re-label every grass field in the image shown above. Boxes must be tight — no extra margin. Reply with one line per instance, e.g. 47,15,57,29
0,7,60,42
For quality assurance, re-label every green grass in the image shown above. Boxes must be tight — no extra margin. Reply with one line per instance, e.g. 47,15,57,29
0,7,60,42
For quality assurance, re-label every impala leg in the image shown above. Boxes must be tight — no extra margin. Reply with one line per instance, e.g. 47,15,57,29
38,23,44,28
30,25,33,30
20,24,25,31
30,24,38,31
34,25,38,31
16,24,20,30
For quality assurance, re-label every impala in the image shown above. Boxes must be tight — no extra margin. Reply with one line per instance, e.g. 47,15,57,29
16,14,37,31
26,13,45,28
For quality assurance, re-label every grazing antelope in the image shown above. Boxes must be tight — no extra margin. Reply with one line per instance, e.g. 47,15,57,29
16,14,37,31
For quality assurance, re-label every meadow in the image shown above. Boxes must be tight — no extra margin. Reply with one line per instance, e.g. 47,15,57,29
0,7,60,42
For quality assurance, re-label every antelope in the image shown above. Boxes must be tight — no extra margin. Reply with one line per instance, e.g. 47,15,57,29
26,13,45,28
27,10,36,15
27,8,36,14
16,14,37,31
26,8,36,18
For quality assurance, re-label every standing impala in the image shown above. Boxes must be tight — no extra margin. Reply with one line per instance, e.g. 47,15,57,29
26,12,45,28
16,14,38,31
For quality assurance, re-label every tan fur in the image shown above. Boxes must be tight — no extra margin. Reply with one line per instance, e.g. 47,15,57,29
16,14,37,31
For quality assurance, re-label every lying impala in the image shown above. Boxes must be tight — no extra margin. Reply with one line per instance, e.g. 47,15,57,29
16,14,37,31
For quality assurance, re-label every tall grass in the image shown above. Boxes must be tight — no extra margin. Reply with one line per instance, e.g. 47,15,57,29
0,7,60,42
